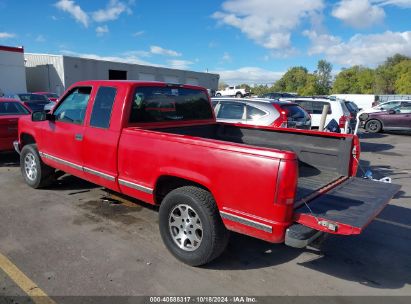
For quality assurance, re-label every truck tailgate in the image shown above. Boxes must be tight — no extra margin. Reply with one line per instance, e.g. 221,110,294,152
294,177,400,235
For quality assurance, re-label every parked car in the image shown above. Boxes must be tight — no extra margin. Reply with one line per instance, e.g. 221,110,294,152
6,93,51,112
33,92,59,102
0,98,30,151
15,80,399,266
258,92,296,99
359,102,411,133
359,99,411,115
215,86,249,98
211,97,311,129
283,97,354,133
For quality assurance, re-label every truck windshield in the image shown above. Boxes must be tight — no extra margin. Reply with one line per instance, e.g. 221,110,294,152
130,86,213,123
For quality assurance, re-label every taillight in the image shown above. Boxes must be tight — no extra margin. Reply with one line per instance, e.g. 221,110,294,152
280,109,288,128
338,115,348,128
275,159,298,206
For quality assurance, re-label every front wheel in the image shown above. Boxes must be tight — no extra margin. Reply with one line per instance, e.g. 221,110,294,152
159,186,229,266
365,119,382,133
20,144,55,188
215,93,222,97
235,92,242,98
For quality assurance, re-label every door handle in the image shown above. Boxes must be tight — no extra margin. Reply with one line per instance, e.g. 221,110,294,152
75,134,83,141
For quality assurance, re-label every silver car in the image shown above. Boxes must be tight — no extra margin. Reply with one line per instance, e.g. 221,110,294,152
211,97,311,129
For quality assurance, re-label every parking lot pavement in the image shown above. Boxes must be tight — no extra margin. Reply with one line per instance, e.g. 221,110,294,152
0,131,410,298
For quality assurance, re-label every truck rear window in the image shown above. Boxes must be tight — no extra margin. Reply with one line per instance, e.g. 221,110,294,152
129,86,213,123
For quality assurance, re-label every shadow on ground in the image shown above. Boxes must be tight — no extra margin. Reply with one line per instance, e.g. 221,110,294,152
0,152,19,167
205,204,410,290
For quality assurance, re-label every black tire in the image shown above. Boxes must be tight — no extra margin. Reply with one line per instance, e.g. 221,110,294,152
159,186,229,266
365,119,382,133
20,144,55,189
235,92,242,98
215,93,222,97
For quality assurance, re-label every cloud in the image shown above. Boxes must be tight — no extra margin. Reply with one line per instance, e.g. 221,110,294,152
132,30,144,37
215,67,284,85
0,32,15,39
374,0,411,8
96,25,109,36
55,0,89,27
304,30,411,66
332,0,385,28
167,60,194,70
221,52,232,62
35,35,46,42
150,45,181,57
212,0,324,50
92,0,131,22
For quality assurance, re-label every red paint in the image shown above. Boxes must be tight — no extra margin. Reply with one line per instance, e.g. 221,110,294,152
0,45,24,53
15,81,388,244
0,99,30,151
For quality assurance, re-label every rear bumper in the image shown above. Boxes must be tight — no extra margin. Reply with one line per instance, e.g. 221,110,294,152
13,140,21,154
285,224,323,248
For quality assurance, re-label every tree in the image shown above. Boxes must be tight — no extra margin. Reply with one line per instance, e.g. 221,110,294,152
218,81,228,90
394,60,411,94
315,60,332,95
332,66,375,94
272,67,310,93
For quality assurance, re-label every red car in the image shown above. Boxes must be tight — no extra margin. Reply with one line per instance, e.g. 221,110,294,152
0,98,31,151
15,81,400,266
33,92,59,102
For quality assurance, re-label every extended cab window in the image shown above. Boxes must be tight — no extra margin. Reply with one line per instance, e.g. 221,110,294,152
129,86,213,123
90,86,117,128
54,87,92,124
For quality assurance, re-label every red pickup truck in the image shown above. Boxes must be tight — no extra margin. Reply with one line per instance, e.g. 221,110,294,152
15,81,400,266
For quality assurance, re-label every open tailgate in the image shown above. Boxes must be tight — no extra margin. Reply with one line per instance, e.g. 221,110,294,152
294,177,401,235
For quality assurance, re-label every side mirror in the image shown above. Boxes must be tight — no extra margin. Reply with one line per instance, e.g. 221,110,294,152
388,109,396,114
31,111,47,121
31,111,55,121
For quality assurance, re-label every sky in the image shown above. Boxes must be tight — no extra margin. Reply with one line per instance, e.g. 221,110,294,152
0,0,411,85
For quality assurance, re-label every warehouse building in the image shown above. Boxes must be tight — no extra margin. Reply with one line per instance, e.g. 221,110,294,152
25,53,219,95
0,45,27,95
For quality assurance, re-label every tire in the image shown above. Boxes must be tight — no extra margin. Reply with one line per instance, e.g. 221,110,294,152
159,186,230,266
215,93,222,97
365,119,382,133
20,144,55,188
235,92,242,98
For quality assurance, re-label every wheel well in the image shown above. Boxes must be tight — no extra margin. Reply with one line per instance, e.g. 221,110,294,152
21,133,36,147
235,91,242,96
154,176,210,205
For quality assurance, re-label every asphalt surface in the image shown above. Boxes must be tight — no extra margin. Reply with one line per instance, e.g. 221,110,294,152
0,131,410,297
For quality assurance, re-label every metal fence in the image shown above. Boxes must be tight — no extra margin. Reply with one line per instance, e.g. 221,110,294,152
378,95,411,103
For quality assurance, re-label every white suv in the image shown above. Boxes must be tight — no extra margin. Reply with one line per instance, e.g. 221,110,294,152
282,97,354,133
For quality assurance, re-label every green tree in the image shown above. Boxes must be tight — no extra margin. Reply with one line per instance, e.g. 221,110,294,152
394,60,411,94
315,60,332,95
272,67,310,93
218,81,228,90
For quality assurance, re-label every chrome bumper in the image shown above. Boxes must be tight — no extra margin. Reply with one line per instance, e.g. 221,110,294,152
13,140,21,154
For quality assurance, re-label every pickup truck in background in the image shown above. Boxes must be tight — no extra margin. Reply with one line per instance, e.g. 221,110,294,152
15,80,400,266
215,86,249,98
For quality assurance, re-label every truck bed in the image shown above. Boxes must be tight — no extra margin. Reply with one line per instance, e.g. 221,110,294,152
155,123,353,203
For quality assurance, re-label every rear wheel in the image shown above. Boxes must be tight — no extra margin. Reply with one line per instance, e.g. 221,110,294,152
365,119,382,133
215,93,222,97
20,144,55,188
159,186,229,266
235,92,242,98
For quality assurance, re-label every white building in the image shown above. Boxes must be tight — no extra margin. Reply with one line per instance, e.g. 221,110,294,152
0,45,27,95
25,53,219,95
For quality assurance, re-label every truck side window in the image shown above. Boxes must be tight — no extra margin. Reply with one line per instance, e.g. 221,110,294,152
54,87,92,125
90,86,117,129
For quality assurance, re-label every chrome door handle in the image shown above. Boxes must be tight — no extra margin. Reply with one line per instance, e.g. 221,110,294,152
75,134,83,141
